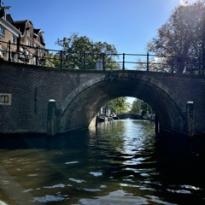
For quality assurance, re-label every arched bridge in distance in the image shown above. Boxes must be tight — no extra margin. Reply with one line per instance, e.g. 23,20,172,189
0,61,205,137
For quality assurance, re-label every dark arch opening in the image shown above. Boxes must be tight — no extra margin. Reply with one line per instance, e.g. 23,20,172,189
97,97,154,120
59,77,186,135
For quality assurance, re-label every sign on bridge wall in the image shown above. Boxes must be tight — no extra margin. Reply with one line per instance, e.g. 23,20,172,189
0,93,12,106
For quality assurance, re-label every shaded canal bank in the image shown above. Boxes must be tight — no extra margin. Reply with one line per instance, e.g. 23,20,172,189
0,120,205,205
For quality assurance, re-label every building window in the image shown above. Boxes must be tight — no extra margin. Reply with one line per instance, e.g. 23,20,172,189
0,46,7,59
11,52,17,62
0,25,5,38
25,39,33,47
13,35,17,44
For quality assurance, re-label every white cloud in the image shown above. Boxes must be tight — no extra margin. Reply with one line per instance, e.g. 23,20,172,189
180,0,187,5
180,0,201,6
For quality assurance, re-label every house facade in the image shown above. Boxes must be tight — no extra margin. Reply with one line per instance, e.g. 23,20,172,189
14,20,46,65
0,7,20,60
0,5,46,65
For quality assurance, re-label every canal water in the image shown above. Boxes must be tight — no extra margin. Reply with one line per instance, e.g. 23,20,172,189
0,119,205,205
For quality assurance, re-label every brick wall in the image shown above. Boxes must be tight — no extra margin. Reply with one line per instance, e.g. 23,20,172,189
0,61,205,136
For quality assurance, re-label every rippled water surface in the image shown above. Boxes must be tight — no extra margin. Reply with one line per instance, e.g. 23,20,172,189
0,120,205,205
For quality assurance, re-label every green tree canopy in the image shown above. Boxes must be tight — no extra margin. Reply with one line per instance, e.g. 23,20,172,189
130,99,141,114
106,97,130,114
148,1,205,74
56,33,119,70
130,99,153,116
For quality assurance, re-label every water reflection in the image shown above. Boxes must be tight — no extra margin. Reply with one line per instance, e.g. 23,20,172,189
0,120,204,205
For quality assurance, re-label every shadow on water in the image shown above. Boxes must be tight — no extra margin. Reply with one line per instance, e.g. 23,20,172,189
156,132,205,181
0,131,90,150
151,132,205,205
0,120,205,205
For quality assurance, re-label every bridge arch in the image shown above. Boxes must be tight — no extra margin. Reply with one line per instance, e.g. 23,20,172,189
59,73,186,135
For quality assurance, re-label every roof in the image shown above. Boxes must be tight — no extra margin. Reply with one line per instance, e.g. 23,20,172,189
13,20,27,33
0,7,5,18
6,14,13,24
0,12,21,36
34,28,41,34
0,8,46,47
33,28,45,46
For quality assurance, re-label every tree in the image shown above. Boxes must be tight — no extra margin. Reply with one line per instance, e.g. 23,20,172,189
106,97,130,114
148,1,205,74
56,33,119,70
44,52,60,68
135,57,168,72
130,99,153,116
130,99,141,114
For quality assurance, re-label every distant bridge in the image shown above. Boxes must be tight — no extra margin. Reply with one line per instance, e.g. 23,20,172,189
117,113,143,120
0,61,205,137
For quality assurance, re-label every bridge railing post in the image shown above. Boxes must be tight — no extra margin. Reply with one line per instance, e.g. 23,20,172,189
83,52,86,70
60,50,63,70
146,52,150,72
102,53,106,71
122,53,125,70
36,47,39,66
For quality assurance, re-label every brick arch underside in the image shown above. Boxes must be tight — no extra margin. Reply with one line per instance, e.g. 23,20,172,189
60,79,186,134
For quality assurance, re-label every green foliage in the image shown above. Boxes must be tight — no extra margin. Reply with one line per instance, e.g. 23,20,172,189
56,33,119,70
44,52,60,68
106,97,130,114
130,99,153,116
130,99,141,114
149,1,205,73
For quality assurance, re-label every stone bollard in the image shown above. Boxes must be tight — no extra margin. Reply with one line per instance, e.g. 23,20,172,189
186,101,194,137
47,99,57,136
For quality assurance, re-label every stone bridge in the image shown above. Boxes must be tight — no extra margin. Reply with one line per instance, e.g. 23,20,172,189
0,61,205,137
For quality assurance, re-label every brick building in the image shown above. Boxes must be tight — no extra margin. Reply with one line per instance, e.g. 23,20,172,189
0,6,20,60
0,4,46,65
14,20,46,65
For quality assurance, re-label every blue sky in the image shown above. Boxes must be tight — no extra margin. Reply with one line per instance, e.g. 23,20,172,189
5,0,181,53
5,0,184,105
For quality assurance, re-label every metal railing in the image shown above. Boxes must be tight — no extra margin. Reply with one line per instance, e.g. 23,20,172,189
0,40,204,74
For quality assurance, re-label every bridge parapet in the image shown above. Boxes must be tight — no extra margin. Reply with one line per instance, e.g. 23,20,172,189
0,61,205,136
